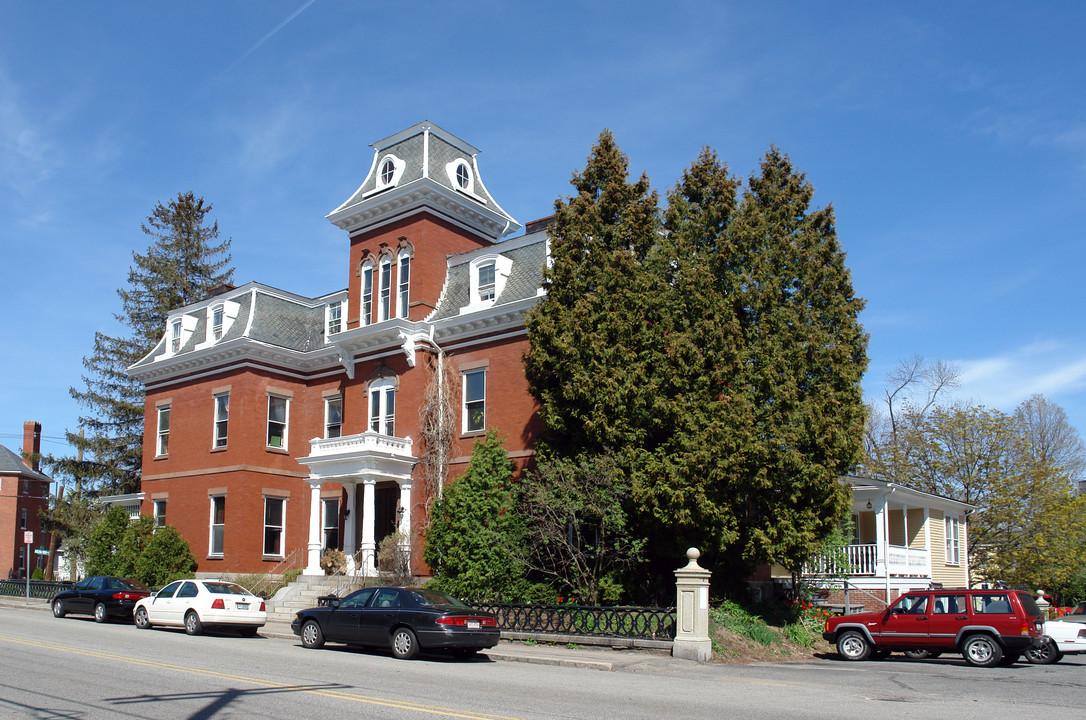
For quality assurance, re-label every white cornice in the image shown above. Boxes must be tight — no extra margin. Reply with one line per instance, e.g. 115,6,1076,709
327,180,520,240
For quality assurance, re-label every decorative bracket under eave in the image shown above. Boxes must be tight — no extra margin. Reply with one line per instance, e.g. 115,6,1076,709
340,352,355,379
398,330,426,368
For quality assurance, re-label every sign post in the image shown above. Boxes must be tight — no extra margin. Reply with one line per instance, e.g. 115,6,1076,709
23,531,33,605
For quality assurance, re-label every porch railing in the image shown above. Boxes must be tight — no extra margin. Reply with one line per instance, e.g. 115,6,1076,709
805,543,931,578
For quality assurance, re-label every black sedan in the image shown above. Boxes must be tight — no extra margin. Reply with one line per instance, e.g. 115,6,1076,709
290,586,500,660
51,576,152,623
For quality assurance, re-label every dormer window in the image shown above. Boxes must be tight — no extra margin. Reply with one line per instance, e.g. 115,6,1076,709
326,300,342,335
478,261,496,301
446,159,478,196
374,154,405,191
171,320,182,353
211,305,224,340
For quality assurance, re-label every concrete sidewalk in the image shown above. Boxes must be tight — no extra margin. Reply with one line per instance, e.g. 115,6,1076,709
3,596,679,672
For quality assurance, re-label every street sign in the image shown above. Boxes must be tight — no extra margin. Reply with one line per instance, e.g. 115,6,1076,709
23,531,33,544
34,549,49,556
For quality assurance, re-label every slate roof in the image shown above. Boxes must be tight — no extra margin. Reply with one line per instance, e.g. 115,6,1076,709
430,231,548,321
0,444,51,482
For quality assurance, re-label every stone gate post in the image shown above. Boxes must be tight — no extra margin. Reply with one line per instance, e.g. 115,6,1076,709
673,547,712,662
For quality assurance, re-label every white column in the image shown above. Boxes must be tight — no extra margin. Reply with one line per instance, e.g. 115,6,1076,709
398,482,412,542
343,482,358,557
303,482,323,575
360,478,377,576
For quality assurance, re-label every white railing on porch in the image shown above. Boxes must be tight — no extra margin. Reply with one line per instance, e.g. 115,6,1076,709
308,431,413,458
805,543,931,578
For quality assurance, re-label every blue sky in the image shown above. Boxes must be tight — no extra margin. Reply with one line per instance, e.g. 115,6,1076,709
2,1,1084,458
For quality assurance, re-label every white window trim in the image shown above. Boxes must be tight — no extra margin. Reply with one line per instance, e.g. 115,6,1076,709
396,249,411,319
360,261,374,326
156,405,170,457
945,515,961,566
324,395,343,439
209,496,225,557
463,254,513,312
322,497,339,551
462,368,486,434
445,159,487,202
371,153,406,192
267,394,290,450
153,498,167,528
368,377,396,436
213,393,229,449
378,255,393,322
326,300,343,336
263,496,286,558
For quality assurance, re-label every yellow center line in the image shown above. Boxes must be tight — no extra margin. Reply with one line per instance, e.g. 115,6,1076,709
0,634,526,720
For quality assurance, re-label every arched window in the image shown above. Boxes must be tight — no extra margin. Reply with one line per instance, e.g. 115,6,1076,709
360,261,374,325
397,248,411,319
378,255,392,322
368,377,396,436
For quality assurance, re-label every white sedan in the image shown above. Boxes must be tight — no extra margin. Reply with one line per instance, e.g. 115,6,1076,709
1025,618,1086,664
133,579,266,636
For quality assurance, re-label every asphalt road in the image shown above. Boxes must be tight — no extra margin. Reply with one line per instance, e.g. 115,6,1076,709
1,605,1084,719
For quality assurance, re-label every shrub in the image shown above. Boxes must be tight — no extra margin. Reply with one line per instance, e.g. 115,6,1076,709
134,525,197,588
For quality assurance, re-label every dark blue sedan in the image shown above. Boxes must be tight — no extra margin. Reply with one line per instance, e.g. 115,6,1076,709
51,576,152,623
291,586,500,660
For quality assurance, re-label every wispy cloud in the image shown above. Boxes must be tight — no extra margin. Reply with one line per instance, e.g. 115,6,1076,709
0,65,59,194
223,0,320,75
952,341,1086,416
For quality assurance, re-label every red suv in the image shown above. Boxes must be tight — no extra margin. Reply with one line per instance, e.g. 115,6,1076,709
823,588,1046,667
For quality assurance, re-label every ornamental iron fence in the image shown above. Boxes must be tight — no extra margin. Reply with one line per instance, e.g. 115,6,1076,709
468,601,676,641
0,580,70,599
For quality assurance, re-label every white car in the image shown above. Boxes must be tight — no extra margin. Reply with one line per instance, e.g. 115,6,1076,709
133,579,266,636
1025,618,1086,664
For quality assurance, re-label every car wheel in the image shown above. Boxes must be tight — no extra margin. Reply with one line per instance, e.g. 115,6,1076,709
836,630,872,661
962,634,1002,668
184,611,203,636
390,627,419,660
1025,639,1062,665
94,603,108,623
52,600,66,618
301,620,325,649
134,606,151,629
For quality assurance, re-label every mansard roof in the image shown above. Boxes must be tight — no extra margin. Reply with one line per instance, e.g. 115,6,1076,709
326,121,522,241
0,444,51,482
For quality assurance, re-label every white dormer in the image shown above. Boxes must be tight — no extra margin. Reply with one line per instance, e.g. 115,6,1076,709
462,253,513,314
369,153,406,195
164,314,198,357
194,300,241,351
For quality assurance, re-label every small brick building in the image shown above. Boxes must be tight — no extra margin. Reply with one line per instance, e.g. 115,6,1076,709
0,422,53,579
128,122,547,577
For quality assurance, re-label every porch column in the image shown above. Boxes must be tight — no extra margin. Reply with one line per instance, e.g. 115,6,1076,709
360,478,377,576
304,482,323,575
398,482,412,543
343,482,358,557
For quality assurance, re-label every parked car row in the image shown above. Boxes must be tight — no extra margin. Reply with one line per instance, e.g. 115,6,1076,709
822,588,1064,667
50,577,500,661
51,576,266,636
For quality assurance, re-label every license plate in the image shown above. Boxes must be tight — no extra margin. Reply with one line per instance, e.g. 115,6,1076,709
237,602,249,610
466,620,480,629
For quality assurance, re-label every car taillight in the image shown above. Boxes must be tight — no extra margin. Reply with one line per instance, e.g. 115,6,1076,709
1020,621,1030,636
436,616,496,627
211,599,225,609
260,601,266,611
112,592,147,600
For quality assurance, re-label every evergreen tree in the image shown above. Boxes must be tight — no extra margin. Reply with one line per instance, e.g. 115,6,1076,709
66,192,233,493
85,505,131,576
423,430,528,601
525,135,868,598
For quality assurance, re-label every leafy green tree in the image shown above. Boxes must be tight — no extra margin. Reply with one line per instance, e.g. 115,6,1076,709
38,485,100,581
521,452,646,604
66,192,233,494
85,505,132,576
135,525,197,588
115,515,155,578
423,430,528,601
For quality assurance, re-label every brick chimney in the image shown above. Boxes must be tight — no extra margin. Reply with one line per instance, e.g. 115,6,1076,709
22,421,41,472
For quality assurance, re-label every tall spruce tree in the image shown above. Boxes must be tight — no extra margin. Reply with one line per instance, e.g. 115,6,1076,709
525,135,868,598
67,192,233,493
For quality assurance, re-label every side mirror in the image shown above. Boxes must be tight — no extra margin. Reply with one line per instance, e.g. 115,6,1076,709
330,597,341,609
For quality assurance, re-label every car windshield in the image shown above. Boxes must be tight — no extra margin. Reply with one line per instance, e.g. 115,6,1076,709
203,582,251,595
408,589,469,608
1069,602,1086,616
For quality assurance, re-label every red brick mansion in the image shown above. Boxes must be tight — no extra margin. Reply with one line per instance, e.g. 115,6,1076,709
128,122,547,577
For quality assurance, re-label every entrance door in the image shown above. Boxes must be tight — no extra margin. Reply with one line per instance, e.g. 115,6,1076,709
374,485,399,546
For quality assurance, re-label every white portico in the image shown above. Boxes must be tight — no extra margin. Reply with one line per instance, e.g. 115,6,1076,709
297,432,416,576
